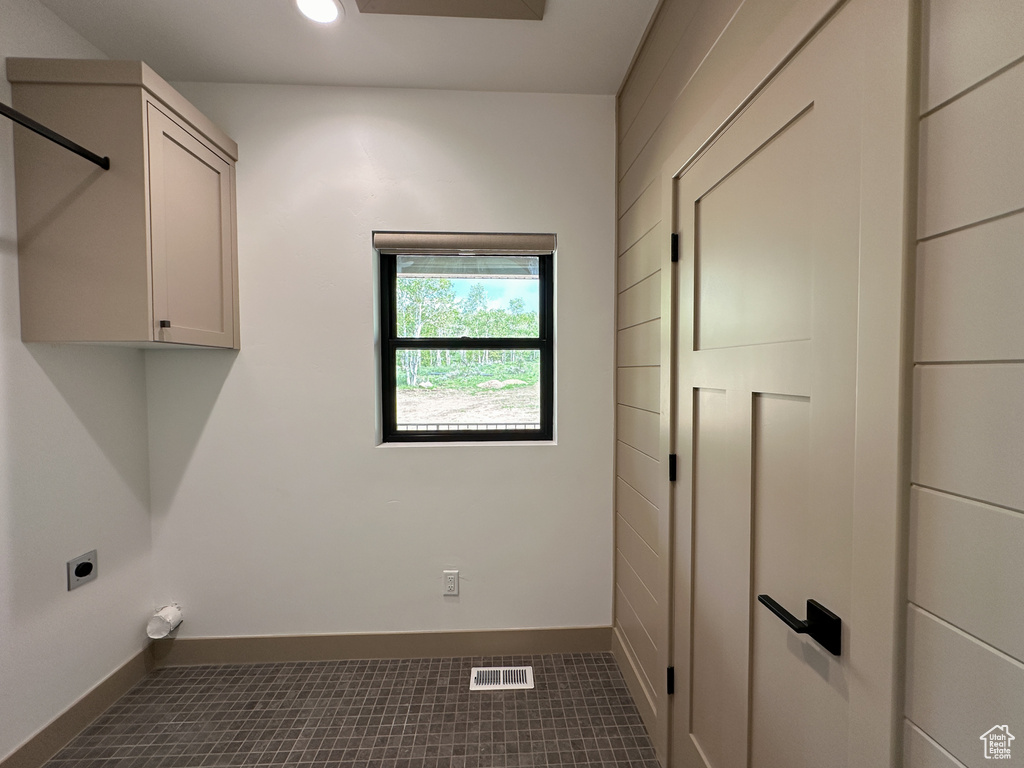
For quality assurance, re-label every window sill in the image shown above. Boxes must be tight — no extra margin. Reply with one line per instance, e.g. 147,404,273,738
376,439,557,448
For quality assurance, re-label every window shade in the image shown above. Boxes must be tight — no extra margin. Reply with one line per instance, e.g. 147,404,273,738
396,255,538,278
373,231,555,255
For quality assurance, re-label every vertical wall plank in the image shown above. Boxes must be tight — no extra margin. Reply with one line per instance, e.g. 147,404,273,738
918,61,1024,238
903,722,967,768
908,488,1024,663
905,607,1024,766
920,0,1024,113
915,212,1024,362
913,364,1024,511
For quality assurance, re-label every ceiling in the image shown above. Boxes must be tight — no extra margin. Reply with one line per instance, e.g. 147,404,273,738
37,0,660,94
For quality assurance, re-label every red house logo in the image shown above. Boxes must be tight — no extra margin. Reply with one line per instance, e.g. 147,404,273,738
980,725,1015,760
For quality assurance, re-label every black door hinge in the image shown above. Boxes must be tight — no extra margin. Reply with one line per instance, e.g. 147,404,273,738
670,233,679,263
667,667,675,695
668,453,677,482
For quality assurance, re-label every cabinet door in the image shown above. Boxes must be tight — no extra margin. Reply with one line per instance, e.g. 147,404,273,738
147,102,237,348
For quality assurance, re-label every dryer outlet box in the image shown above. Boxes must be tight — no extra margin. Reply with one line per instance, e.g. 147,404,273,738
67,550,97,590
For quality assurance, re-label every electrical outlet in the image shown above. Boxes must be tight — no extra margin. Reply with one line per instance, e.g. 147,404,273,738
67,550,97,590
443,569,459,596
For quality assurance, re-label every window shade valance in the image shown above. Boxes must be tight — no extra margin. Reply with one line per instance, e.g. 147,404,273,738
373,231,556,255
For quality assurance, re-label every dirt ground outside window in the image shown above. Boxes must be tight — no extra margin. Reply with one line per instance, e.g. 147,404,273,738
396,383,541,426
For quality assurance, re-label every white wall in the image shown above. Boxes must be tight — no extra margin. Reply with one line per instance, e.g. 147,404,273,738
0,0,152,760
148,83,616,637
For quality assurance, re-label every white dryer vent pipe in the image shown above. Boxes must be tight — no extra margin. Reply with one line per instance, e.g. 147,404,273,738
146,604,183,639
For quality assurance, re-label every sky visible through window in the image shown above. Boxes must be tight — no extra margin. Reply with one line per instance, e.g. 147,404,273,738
450,276,538,311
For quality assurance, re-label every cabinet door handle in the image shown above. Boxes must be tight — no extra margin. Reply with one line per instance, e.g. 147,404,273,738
757,594,842,656
159,320,171,328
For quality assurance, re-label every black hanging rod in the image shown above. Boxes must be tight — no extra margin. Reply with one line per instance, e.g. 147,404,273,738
0,101,109,170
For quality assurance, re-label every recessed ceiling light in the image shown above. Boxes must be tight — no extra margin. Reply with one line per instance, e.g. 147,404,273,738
296,0,341,24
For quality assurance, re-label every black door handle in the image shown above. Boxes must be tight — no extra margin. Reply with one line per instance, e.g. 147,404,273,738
757,595,842,656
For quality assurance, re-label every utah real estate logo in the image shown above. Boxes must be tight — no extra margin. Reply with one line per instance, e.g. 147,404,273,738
980,725,1014,760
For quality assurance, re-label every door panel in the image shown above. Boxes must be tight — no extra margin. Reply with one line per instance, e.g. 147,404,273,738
669,1,906,765
750,393,848,767
690,388,749,768
695,108,815,351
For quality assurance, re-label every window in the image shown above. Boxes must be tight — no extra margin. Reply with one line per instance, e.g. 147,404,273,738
376,232,554,442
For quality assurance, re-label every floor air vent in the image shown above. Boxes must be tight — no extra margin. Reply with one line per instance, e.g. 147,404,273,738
469,666,535,691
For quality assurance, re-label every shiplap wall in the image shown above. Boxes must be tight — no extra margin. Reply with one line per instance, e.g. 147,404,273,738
614,2,745,756
905,2,1024,766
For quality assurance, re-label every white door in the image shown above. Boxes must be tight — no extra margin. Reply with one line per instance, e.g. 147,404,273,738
668,0,909,766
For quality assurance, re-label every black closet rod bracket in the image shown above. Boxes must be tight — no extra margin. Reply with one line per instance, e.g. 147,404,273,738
1,101,110,170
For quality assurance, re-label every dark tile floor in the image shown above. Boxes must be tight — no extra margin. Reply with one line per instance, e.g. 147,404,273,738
45,653,659,768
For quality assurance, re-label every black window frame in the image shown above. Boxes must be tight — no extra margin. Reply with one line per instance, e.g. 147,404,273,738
377,234,554,443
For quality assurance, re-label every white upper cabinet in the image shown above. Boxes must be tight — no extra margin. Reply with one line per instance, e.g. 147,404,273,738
7,58,239,348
